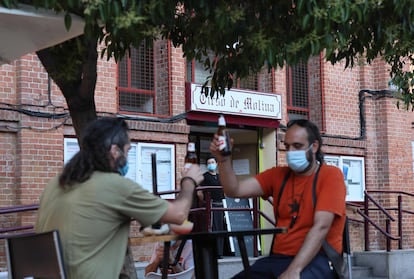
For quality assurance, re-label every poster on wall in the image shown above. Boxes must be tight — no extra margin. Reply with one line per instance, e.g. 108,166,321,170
63,140,176,199
137,143,175,198
324,155,365,201
63,138,138,183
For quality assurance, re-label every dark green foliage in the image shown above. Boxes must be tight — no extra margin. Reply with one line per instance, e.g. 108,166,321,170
3,0,414,109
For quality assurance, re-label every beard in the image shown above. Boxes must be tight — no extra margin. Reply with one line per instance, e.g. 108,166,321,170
114,154,127,171
297,148,314,174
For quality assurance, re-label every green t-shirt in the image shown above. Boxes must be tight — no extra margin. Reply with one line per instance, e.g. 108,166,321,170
35,171,168,279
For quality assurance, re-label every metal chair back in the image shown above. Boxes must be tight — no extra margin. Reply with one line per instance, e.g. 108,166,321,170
5,230,67,279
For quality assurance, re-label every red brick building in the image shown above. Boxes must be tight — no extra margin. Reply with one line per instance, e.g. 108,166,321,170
1,41,414,268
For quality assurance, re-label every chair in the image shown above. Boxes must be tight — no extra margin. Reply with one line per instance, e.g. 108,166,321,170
5,230,67,279
145,267,194,279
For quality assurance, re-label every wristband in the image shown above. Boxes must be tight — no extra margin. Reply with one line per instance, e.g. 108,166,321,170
180,176,198,188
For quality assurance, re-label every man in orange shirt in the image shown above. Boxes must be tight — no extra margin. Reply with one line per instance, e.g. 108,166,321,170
210,119,346,279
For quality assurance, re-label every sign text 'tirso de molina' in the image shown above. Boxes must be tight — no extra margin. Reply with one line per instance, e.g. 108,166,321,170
189,83,282,119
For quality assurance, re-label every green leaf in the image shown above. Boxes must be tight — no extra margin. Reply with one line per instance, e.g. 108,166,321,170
302,14,311,29
64,12,72,31
99,3,106,21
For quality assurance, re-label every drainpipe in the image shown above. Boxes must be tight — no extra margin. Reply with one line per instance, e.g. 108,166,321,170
320,89,394,141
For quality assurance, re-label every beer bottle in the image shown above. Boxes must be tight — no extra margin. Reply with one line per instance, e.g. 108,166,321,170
184,142,197,170
217,114,232,156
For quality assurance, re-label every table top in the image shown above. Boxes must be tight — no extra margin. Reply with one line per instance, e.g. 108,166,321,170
180,227,287,240
129,227,287,244
129,234,179,245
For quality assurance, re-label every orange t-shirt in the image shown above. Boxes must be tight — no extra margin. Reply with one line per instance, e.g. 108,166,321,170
256,164,346,255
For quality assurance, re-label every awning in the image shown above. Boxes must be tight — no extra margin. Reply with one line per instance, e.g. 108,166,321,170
186,111,280,129
0,4,85,64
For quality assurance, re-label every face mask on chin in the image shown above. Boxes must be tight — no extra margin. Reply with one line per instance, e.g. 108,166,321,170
286,144,313,173
115,149,129,176
118,161,129,176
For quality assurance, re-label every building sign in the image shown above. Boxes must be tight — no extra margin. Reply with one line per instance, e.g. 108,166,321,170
187,83,282,119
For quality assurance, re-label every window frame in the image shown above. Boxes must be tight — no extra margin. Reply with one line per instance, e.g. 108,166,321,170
117,40,172,117
187,57,261,92
324,155,366,202
286,62,310,121
63,139,176,198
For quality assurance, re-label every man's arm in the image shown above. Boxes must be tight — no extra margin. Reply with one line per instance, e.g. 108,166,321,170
279,211,335,279
160,165,204,224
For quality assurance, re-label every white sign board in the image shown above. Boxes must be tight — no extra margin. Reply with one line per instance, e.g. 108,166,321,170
63,139,175,198
189,83,282,119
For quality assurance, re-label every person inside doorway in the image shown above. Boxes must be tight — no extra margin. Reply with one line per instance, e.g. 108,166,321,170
209,119,346,279
200,154,226,258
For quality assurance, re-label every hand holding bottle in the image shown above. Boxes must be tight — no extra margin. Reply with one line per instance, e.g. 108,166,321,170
217,114,232,156
210,114,233,162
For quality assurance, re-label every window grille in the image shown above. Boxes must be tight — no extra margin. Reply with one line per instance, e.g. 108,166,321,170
117,40,170,116
238,74,259,91
287,57,324,129
187,52,215,85
187,55,259,91
287,62,309,120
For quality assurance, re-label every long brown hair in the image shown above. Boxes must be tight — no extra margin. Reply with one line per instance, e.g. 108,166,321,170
59,117,130,188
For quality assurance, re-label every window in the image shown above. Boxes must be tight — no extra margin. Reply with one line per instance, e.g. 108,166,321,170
63,139,176,198
324,155,365,201
136,143,175,198
187,54,260,91
117,40,171,116
287,61,309,120
236,73,259,91
287,57,324,129
186,52,215,85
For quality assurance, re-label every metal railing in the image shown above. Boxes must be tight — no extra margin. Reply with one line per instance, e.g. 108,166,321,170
0,204,39,238
157,185,276,257
347,190,414,251
2,188,414,253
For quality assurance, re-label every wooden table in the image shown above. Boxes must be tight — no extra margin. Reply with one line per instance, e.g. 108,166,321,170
130,227,287,279
129,234,179,245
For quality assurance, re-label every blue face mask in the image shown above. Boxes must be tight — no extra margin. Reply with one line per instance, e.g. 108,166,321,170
286,144,312,172
118,161,129,176
207,163,217,172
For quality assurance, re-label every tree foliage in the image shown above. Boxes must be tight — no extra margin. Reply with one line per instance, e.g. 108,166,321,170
2,0,414,137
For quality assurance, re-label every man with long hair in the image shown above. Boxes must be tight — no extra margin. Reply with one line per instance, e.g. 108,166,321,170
36,117,203,279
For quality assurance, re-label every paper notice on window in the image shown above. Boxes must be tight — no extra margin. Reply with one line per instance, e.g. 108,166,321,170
233,159,250,175
348,161,361,183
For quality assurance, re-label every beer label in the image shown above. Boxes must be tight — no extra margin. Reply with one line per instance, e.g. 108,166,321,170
218,135,227,151
184,163,192,170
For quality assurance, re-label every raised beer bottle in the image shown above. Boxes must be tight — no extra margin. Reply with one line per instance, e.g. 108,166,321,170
184,142,197,170
217,114,232,156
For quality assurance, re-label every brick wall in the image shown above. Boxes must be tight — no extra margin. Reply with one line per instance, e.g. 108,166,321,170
1,46,414,268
